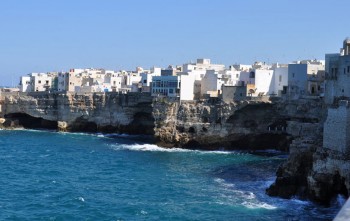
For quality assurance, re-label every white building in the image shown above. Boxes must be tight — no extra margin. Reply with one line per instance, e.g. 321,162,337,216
201,70,234,97
288,60,324,97
183,58,225,72
30,73,54,92
253,69,274,96
151,75,195,101
104,71,123,92
325,38,350,104
230,64,252,71
272,67,289,96
125,72,142,88
19,76,31,92
139,67,161,93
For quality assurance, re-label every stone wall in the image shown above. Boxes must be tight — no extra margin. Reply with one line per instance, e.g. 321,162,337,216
323,100,350,153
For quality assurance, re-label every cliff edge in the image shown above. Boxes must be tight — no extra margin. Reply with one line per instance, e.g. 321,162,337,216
0,92,155,135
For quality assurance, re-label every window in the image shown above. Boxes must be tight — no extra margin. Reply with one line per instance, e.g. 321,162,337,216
236,74,239,78
143,80,147,83
348,66,350,73
279,75,282,82
38,80,41,84
249,72,255,78
46,80,49,84
292,73,295,78
113,81,116,85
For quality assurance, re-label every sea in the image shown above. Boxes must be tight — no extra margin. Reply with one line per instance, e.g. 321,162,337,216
0,129,344,220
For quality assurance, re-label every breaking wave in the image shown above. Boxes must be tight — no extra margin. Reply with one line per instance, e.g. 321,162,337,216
111,143,241,155
214,178,277,210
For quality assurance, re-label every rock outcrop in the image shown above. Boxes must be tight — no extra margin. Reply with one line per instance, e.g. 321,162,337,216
267,100,350,205
153,97,323,150
0,92,154,134
1,91,348,205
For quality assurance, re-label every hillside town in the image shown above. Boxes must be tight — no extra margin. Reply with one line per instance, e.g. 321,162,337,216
10,38,349,104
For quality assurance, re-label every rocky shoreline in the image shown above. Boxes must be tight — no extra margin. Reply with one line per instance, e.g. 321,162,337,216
0,91,349,205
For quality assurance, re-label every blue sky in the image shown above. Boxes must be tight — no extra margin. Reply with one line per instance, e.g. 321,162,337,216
0,0,349,86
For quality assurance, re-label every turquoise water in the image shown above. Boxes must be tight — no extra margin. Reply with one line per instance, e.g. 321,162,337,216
0,130,342,220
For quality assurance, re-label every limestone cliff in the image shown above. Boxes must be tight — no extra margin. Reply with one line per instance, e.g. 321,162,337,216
153,97,323,150
267,100,350,205
0,92,154,134
1,91,348,205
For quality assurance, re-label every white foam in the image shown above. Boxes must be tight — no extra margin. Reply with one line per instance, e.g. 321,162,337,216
242,201,277,210
115,143,192,153
113,143,239,155
214,178,276,210
140,210,148,215
290,198,311,205
214,178,235,188
78,197,85,202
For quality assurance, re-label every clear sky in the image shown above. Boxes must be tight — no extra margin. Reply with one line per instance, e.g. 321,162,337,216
0,0,349,86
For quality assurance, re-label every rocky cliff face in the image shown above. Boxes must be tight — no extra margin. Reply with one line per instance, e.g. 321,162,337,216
1,92,347,205
0,92,154,134
153,97,323,150
266,101,350,205
266,132,350,205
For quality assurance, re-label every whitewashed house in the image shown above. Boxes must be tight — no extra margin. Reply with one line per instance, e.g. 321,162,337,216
272,66,289,96
31,73,54,92
19,76,31,92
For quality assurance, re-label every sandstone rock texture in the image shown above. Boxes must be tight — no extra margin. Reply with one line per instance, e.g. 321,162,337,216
0,92,154,134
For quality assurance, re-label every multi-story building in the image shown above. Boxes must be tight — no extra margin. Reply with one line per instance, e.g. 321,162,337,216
57,72,68,92
288,60,325,97
151,76,180,97
140,68,161,93
325,38,350,104
29,73,55,92
151,75,195,101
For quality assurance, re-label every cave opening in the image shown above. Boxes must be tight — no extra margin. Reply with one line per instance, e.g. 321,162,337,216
4,113,58,130
333,171,349,198
188,127,196,133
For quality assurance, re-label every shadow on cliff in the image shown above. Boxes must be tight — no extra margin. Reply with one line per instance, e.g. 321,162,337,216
4,113,58,130
68,112,155,135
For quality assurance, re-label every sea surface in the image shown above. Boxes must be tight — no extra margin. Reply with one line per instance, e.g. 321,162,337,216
0,130,343,220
